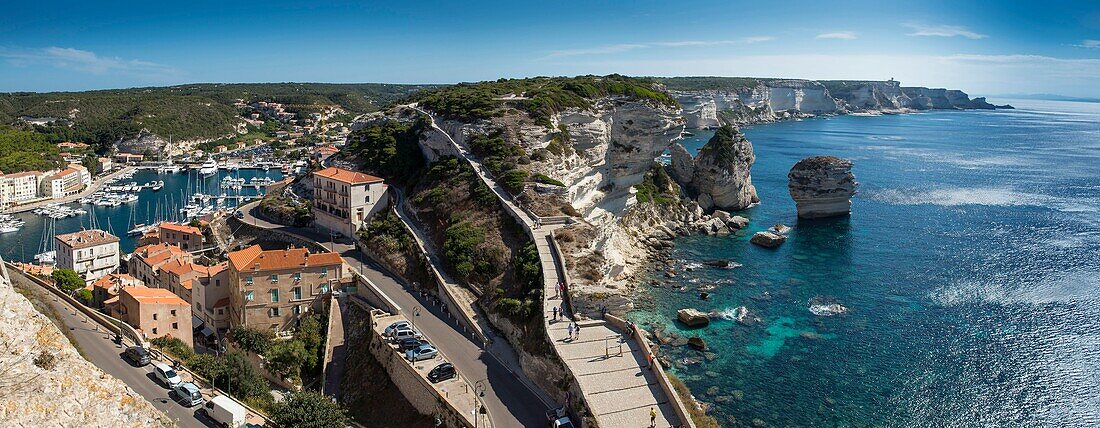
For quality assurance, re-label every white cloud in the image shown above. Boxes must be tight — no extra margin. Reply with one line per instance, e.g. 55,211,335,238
542,37,773,59
1075,39,1100,48
0,46,177,76
816,31,858,40
903,23,987,39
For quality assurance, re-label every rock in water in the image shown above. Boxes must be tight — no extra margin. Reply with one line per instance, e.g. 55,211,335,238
677,308,711,327
788,156,857,218
688,337,707,350
750,231,786,248
683,126,759,211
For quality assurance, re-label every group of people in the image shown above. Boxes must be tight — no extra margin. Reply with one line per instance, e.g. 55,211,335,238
565,321,582,340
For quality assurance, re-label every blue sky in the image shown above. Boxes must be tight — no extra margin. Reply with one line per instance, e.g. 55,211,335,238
2,0,1099,96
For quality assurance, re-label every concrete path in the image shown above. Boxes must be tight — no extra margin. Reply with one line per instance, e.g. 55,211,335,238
322,294,348,399
415,107,682,427
237,201,549,427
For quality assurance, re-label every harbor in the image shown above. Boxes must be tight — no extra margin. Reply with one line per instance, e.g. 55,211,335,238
0,167,285,263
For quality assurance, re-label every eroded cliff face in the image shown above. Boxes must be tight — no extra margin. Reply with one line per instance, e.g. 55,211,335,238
0,260,170,427
788,156,857,218
674,126,759,212
675,79,1003,128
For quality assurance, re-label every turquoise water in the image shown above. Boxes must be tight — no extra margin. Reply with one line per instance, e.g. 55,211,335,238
630,100,1100,427
0,168,283,261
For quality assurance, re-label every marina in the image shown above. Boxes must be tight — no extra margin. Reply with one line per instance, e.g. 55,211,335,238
0,167,284,262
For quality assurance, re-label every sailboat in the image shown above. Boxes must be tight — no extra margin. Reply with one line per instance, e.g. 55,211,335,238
127,206,149,236
34,218,56,265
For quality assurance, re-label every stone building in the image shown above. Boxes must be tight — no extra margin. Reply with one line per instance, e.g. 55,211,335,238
311,166,388,238
158,222,204,251
226,245,343,332
127,243,192,289
112,286,193,347
55,229,120,282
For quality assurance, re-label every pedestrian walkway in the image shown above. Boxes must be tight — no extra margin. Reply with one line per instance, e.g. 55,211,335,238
413,107,684,427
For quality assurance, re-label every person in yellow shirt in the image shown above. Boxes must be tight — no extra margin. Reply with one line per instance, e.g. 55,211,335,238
650,407,657,427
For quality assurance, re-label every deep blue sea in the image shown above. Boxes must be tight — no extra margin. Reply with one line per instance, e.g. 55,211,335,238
0,168,283,262
629,100,1100,427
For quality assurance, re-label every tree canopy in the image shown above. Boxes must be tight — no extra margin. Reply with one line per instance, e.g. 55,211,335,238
51,268,84,293
0,127,61,173
272,390,349,428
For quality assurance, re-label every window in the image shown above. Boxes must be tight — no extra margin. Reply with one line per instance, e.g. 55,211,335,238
196,303,203,312
245,291,254,301
152,313,158,321
245,276,253,285
269,307,281,317
270,274,278,283
152,328,158,335
293,287,302,300
170,309,176,316
215,279,220,287
365,195,371,203
319,267,328,277
320,283,329,293
293,272,301,282
171,322,178,329
216,308,224,315
293,305,301,315
270,289,279,303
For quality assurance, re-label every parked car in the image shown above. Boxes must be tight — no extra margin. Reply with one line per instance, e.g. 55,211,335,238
427,362,456,383
199,395,247,428
398,338,425,351
405,344,438,362
384,321,410,337
123,346,151,366
546,407,575,428
152,362,182,388
173,382,204,407
390,328,423,342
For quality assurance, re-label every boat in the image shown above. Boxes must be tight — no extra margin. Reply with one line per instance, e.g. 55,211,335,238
199,159,218,177
151,180,164,191
33,250,56,264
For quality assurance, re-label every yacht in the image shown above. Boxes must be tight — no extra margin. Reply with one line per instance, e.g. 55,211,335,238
151,180,164,191
33,250,56,265
199,159,218,177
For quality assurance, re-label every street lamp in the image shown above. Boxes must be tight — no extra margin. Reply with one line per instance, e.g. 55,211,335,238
474,380,487,428
412,306,421,332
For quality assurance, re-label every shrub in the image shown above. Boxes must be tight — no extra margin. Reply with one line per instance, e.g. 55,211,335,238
151,336,196,362
272,390,349,428
500,169,528,193
555,229,575,243
51,268,83,293
231,326,274,355
532,173,565,187
266,339,309,381
444,222,486,278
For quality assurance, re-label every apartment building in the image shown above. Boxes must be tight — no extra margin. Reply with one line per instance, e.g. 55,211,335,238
55,229,119,282
158,222,204,251
0,171,44,206
311,166,388,238
226,245,344,332
112,286,193,347
86,273,142,309
42,167,84,199
128,243,192,288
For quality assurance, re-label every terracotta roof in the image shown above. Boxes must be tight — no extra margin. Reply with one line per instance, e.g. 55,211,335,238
92,273,141,291
227,244,343,272
56,229,119,249
313,167,383,185
132,243,190,266
122,287,189,306
159,222,202,235
2,171,42,178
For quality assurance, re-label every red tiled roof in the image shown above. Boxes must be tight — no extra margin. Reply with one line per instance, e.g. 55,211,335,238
313,167,383,185
56,229,119,249
122,287,188,306
227,244,343,272
160,222,202,235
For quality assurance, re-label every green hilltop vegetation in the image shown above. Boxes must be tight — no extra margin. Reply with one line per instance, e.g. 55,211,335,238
412,74,679,126
0,83,435,146
0,127,62,173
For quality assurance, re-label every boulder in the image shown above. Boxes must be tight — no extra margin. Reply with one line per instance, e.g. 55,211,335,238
750,231,786,248
688,337,707,350
769,223,791,235
677,308,711,327
734,306,760,326
727,215,750,229
787,156,857,218
667,142,695,185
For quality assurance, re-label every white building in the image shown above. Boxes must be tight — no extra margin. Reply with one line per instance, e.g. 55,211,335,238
42,167,84,199
0,171,44,206
68,164,92,187
55,229,120,283
312,167,388,238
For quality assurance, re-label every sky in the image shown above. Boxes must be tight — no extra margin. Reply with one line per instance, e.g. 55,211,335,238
2,0,1099,97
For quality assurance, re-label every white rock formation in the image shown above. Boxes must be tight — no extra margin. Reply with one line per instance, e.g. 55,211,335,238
683,126,758,211
788,156,857,218
0,259,170,427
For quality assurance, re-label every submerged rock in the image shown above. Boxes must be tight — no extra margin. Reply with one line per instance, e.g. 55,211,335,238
750,231,786,248
688,337,707,350
677,308,711,327
734,306,760,326
788,156,857,218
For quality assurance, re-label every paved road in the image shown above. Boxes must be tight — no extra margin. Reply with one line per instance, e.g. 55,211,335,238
26,280,214,428
238,202,549,427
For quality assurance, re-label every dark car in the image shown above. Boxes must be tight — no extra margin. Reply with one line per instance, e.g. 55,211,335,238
398,338,425,352
427,362,456,383
124,346,151,366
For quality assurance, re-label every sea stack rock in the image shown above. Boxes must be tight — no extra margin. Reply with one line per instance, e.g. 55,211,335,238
684,125,759,211
787,156,857,218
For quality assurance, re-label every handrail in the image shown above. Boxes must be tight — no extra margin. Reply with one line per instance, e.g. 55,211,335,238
603,313,696,428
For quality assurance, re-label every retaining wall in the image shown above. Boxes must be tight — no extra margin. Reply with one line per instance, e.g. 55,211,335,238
604,313,696,428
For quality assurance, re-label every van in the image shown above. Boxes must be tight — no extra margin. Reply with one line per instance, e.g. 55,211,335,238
200,395,247,428
152,362,182,388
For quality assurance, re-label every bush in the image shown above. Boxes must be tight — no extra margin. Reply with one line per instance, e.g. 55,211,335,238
500,169,528,193
215,352,269,399
272,390,349,428
231,326,274,355
51,268,84,293
266,339,309,381
555,229,575,243
532,173,565,187
443,222,486,278
151,336,196,362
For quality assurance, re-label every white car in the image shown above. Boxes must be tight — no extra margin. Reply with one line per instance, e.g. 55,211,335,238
152,362,182,388
384,321,411,337
390,328,423,342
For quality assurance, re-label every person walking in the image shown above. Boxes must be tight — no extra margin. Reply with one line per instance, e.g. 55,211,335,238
575,323,581,338
567,322,574,340
650,406,657,427
552,306,558,321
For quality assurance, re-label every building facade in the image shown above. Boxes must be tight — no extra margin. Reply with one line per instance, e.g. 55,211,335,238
55,229,119,282
226,245,343,332
311,167,388,238
128,243,192,288
42,167,84,199
0,171,44,206
113,286,193,347
158,222,204,251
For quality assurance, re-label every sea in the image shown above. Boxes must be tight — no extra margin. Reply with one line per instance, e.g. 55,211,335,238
0,168,283,262
628,99,1100,427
